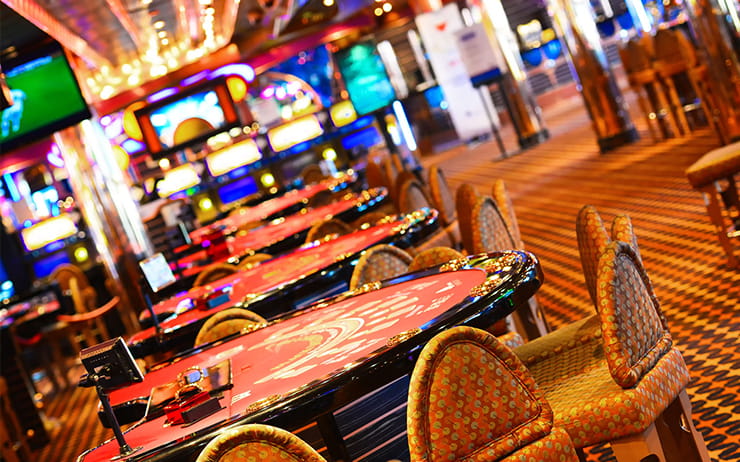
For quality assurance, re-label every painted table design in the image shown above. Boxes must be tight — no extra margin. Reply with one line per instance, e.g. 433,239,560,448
129,210,438,356
79,251,542,462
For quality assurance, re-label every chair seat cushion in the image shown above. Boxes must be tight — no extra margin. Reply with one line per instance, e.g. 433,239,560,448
521,341,690,448
499,426,577,462
515,315,601,367
686,141,740,188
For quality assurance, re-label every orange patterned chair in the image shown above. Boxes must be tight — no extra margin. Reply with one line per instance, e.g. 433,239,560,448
349,244,413,290
193,264,238,287
304,218,352,244
491,179,524,249
407,246,464,272
428,165,463,250
407,326,579,462
576,204,611,306
469,196,550,340
193,308,266,347
515,242,710,462
195,423,326,462
455,183,480,254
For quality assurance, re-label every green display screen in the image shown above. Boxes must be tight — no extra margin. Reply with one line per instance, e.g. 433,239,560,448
1,47,90,152
334,41,396,115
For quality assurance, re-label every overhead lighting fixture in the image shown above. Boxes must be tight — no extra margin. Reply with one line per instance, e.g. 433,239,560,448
154,20,166,29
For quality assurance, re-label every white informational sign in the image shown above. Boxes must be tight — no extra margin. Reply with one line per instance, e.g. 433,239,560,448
455,23,505,80
415,4,492,141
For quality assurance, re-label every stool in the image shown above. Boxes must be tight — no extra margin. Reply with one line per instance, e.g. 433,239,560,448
686,141,740,267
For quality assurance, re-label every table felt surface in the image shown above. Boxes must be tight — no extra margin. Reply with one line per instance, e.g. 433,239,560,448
176,191,373,272
129,219,407,346
84,269,488,461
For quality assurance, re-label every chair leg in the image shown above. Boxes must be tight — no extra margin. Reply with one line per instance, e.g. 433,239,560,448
662,77,691,136
701,183,738,267
654,390,711,462
610,422,667,462
512,297,551,341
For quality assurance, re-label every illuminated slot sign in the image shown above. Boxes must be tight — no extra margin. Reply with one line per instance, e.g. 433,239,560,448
267,114,324,152
157,163,201,197
329,100,358,128
21,214,78,251
206,138,262,176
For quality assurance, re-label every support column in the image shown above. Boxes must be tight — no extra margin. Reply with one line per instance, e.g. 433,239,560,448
54,120,151,336
684,0,740,142
474,0,550,149
546,0,639,152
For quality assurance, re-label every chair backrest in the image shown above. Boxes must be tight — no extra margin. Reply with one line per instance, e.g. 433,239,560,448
396,177,432,215
428,166,456,226
653,28,697,67
408,247,464,272
193,264,239,287
576,205,610,307
51,264,91,293
305,218,352,244
491,179,523,248
455,183,479,253
349,244,412,290
469,196,517,255
393,170,419,210
300,164,327,185
611,213,642,264
365,159,390,191
597,241,672,388
194,308,267,346
238,253,272,270
195,423,326,462
408,326,559,461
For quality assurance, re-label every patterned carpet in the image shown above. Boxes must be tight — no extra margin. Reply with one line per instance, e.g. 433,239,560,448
31,93,739,462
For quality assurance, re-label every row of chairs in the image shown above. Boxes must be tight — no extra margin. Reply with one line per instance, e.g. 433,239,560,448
191,205,709,461
619,28,726,143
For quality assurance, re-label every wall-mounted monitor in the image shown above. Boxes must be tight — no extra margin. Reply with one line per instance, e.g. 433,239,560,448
0,40,91,153
334,41,396,116
134,77,241,159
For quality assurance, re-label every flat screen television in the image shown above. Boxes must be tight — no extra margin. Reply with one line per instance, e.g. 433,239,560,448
134,77,240,159
0,40,91,153
334,41,396,116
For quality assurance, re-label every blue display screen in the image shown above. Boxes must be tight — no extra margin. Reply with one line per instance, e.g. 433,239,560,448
218,175,259,205
341,125,383,151
334,42,396,115
33,251,71,279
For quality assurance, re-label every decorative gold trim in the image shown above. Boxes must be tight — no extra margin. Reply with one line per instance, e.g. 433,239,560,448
245,394,283,413
470,274,502,297
483,253,518,274
440,258,468,272
386,328,422,347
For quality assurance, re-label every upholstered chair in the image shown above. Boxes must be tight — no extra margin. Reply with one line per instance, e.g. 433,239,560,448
515,242,710,462
238,253,272,271
428,166,463,249
407,246,464,272
348,244,413,290
304,218,353,244
455,183,480,254
491,179,523,249
407,326,579,462
576,204,610,306
193,308,266,347
193,264,239,288
195,423,326,462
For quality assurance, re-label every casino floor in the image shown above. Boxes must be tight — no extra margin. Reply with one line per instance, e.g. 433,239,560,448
33,91,740,462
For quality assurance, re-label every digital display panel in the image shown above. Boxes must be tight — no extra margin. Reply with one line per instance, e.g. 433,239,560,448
334,41,396,115
0,41,91,152
135,78,240,158
20,214,78,251
139,253,176,293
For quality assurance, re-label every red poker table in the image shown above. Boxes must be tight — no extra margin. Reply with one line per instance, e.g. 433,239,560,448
78,250,543,462
129,209,440,358
172,187,388,279
189,173,357,244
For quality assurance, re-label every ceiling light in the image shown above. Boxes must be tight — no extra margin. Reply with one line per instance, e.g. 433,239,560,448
153,20,165,29
374,7,383,15
158,30,167,38
322,0,334,5
383,2,392,11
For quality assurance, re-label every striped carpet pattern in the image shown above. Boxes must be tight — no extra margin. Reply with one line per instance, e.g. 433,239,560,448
32,94,739,462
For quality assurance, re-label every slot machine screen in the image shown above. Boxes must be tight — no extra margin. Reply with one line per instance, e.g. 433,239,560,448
139,253,176,293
